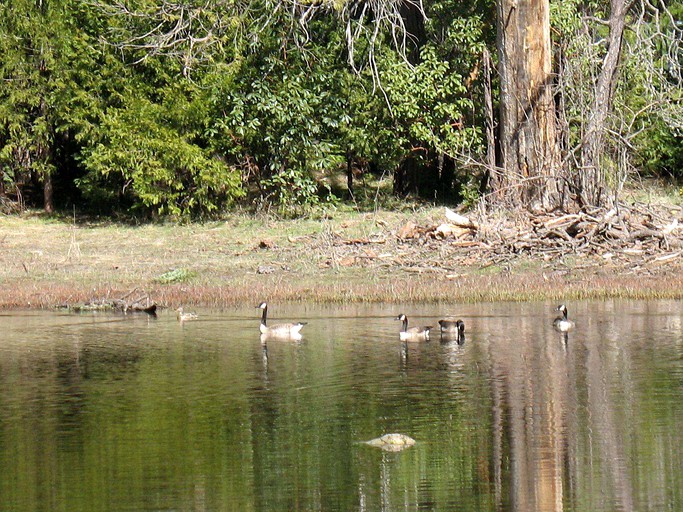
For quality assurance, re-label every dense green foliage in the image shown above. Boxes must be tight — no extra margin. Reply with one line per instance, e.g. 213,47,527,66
0,0,490,216
1,0,245,216
0,0,680,217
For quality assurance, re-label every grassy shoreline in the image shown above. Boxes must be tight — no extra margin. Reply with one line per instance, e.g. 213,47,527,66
5,272,683,311
2,207,683,310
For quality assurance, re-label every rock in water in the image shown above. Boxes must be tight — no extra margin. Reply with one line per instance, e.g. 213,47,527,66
364,433,416,451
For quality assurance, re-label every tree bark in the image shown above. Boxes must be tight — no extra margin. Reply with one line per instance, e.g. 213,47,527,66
492,0,562,212
346,149,354,200
43,172,54,214
483,48,497,192
579,0,631,207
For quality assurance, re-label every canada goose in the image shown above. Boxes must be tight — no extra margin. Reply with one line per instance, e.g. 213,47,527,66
553,304,575,332
395,314,431,341
176,307,198,322
256,302,307,339
439,319,465,343
438,319,465,334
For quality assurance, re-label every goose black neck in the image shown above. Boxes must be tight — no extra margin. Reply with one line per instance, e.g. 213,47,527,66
261,305,268,326
401,317,408,332
562,308,568,320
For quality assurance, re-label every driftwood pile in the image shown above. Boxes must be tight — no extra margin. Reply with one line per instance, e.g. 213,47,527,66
321,204,683,275
487,205,682,265
400,205,683,272
69,289,157,315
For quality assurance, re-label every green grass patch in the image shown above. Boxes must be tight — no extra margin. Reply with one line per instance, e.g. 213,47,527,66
154,268,198,284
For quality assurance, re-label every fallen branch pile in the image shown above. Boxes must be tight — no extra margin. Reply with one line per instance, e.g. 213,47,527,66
69,289,157,315
319,203,683,275
472,204,683,268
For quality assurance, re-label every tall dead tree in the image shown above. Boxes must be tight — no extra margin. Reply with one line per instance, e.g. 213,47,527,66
491,0,563,212
579,0,632,208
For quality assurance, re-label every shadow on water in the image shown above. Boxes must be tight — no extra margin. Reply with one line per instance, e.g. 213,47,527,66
0,301,682,511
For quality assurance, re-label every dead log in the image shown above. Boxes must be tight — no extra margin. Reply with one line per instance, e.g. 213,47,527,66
70,290,157,316
629,228,664,241
445,208,478,229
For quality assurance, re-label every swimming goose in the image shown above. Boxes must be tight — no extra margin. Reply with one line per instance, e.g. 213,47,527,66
257,302,306,339
438,319,465,334
439,319,465,343
395,314,431,341
553,304,575,332
176,307,198,322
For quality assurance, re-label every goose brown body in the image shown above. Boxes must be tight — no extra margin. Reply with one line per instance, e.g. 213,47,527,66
438,319,465,334
395,314,431,341
439,319,465,342
257,302,306,339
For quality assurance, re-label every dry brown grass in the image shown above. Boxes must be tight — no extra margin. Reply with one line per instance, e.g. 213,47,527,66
2,207,683,310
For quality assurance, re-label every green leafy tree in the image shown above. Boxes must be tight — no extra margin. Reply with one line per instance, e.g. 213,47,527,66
207,18,370,213
0,0,76,211
0,0,244,217
91,0,489,211
382,43,483,196
78,66,245,217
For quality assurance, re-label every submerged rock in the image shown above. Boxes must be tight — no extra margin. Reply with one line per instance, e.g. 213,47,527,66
364,433,416,451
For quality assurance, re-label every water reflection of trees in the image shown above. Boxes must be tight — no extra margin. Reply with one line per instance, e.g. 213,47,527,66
483,301,683,512
2,303,682,511
486,310,574,512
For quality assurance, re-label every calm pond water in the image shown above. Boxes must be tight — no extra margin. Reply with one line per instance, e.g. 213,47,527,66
1,300,682,512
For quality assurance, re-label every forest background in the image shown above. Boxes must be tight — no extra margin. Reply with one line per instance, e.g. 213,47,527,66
1,0,681,218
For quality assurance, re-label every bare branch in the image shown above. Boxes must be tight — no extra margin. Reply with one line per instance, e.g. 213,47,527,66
90,0,426,86
89,0,244,74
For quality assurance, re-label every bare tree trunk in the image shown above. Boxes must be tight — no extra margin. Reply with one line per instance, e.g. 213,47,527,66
43,172,54,214
492,0,562,212
579,0,631,208
483,48,497,180
36,96,55,214
346,149,354,200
